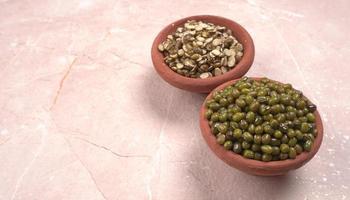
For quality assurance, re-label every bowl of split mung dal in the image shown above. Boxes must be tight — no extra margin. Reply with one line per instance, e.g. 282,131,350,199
151,15,255,93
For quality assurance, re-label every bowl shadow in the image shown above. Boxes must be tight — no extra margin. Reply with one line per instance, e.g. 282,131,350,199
185,138,297,200
141,69,207,125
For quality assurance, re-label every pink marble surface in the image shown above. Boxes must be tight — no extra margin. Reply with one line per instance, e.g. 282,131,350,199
0,0,349,199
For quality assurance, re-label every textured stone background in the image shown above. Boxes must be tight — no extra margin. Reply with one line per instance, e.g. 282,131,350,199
0,0,349,199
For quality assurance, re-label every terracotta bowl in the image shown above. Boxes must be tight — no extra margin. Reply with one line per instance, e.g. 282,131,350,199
151,15,255,93
199,77,324,176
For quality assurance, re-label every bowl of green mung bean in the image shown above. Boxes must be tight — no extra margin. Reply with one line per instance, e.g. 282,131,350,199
151,15,254,93
199,77,323,176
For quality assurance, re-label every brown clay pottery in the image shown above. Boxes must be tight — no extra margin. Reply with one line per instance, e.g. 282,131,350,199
199,78,323,176
151,15,255,93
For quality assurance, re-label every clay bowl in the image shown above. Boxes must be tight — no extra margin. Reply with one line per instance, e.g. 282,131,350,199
151,15,255,93
199,77,324,176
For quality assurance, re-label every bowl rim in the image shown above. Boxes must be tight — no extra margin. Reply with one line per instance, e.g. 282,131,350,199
151,15,255,92
199,77,324,171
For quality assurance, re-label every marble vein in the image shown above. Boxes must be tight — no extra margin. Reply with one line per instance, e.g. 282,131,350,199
50,57,77,110
72,136,151,159
10,123,48,200
146,91,174,200
63,136,108,200
245,0,319,105
269,22,308,84
109,51,144,67
269,21,320,106
0,138,11,145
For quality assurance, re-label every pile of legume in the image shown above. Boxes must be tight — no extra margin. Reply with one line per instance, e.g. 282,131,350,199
205,77,317,161
158,20,244,79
